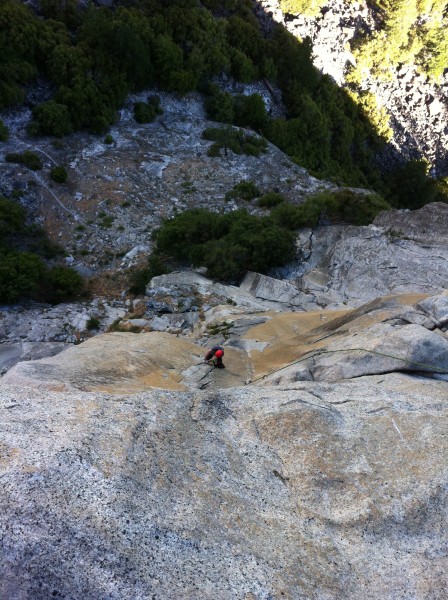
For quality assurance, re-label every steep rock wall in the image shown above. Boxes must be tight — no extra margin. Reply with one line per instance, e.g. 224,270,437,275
256,0,448,174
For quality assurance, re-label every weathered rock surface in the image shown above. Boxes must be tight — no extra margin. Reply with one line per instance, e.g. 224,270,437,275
146,271,285,314
240,271,316,310
291,203,448,308
0,372,447,599
2,287,448,598
4,291,447,391
264,321,448,384
0,299,128,374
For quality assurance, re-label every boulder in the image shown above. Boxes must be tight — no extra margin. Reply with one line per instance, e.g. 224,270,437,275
146,271,284,312
239,271,315,309
417,292,448,327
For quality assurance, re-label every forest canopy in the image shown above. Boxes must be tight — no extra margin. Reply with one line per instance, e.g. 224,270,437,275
0,0,385,189
0,0,447,203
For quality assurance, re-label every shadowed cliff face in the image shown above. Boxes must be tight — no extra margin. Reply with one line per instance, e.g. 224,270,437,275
257,0,448,175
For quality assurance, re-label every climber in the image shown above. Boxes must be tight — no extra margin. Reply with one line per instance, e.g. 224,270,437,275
204,345,225,369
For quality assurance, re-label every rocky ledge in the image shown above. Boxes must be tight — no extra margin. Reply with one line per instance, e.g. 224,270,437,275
1,271,447,599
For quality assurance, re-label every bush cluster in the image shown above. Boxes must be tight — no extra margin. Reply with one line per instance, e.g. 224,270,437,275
0,196,84,304
269,189,391,230
132,186,398,289
134,96,163,124
203,127,267,157
151,208,296,282
225,180,261,202
205,86,268,131
5,151,43,171
257,192,285,208
50,166,68,183
128,254,170,296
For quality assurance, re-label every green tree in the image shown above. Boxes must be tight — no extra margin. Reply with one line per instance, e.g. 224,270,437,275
234,94,268,131
0,250,46,303
386,159,442,209
31,100,73,136
204,85,235,123
45,265,84,303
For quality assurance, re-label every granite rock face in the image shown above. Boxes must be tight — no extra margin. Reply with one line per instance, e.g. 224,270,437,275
1,288,448,598
0,373,447,599
0,299,128,374
292,203,448,308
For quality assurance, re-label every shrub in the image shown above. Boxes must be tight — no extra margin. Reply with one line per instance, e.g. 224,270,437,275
318,189,391,225
0,250,46,303
270,188,391,229
104,134,114,144
31,101,73,137
0,197,26,237
128,254,170,295
225,180,261,202
86,316,101,330
152,208,296,282
0,194,83,304
269,202,314,229
45,266,84,304
99,215,114,228
269,189,391,229
204,85,235,123
207,143,221,157
202,127,267,157
134,97,162,124
204,88,268,131
5,151,43,171
50,166,68,183
257,192,285,208
234,93,268,131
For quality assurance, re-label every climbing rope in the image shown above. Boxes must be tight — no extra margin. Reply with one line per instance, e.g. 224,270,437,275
247,347,448,384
